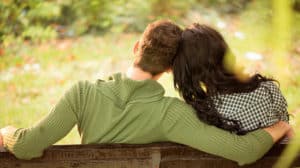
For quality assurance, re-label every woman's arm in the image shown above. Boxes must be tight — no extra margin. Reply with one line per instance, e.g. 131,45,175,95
0,82,83,159
163,100,290,166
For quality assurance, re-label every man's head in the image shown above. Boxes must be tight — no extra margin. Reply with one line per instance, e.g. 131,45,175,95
134,20,182,76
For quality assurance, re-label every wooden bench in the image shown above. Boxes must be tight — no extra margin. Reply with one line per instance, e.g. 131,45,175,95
0,142,299,168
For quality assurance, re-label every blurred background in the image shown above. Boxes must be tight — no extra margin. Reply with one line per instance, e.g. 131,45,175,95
0,0,300,167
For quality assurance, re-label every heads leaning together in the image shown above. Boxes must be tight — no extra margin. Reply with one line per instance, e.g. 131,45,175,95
134,20,273,133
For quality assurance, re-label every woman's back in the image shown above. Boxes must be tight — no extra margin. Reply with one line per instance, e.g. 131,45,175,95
213,81,288,132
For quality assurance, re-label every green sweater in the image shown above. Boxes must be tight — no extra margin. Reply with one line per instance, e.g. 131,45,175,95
2,73,273,165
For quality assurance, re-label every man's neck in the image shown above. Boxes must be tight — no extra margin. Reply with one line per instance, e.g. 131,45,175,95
126,66,155,81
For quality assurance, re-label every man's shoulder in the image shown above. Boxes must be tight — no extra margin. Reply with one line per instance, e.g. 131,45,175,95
73,73,122,90
163,97,195,113
73,80,95,90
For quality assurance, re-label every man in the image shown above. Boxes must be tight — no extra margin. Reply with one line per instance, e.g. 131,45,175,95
0,20,291,166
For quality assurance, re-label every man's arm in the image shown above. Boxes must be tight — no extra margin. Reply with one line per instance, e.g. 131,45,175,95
163,101,291,166
0,82,83,159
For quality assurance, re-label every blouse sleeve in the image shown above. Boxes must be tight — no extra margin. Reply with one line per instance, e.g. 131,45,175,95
162,99,274,166
1,82,84,159
265,81,289,122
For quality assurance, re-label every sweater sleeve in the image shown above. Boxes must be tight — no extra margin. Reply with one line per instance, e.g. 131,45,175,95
162,100,274,166
1,82,84,160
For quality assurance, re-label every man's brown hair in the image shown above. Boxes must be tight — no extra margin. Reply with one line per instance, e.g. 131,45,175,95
136,20,182,75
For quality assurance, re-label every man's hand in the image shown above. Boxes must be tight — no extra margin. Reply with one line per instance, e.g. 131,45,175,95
0,130,3,147
263,121,292,143
0,128,5,152
0,126,17,152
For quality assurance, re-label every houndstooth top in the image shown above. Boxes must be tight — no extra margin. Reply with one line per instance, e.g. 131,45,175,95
212,81,289,133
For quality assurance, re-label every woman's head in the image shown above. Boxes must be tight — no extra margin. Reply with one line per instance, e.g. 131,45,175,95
176,23,229,74
173,23,238,95
172,23,272,133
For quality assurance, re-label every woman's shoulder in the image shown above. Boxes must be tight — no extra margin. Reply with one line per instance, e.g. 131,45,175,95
259,80,288,107
258,81,281,94
255,81,287,104
219,81,280,100
217,81,284,107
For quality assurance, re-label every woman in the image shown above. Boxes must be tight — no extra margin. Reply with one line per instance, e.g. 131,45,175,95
173,23,290,135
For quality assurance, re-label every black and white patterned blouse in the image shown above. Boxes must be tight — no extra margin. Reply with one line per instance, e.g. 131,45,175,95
213,81,289,132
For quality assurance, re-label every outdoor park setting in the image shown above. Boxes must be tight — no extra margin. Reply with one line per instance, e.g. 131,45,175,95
0,0,300,167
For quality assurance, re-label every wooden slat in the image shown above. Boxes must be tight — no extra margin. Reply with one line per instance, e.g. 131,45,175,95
0,142,299,168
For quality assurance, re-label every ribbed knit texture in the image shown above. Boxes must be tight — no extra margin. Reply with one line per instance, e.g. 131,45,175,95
2,73,273,165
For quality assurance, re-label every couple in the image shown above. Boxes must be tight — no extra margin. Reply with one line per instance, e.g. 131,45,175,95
0,20,292,166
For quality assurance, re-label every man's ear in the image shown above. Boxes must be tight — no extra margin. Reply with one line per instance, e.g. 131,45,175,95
133,41,141,65
133,41,139,55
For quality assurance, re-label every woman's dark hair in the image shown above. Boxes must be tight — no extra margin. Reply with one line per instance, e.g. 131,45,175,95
172,23,274,134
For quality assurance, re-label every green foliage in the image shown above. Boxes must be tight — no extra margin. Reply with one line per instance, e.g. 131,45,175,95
0,0,269,43
27,2,61,20
0,0,197,42
0,0,60,42
56,0,196,33
196,0,251,13
22,26,57,42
